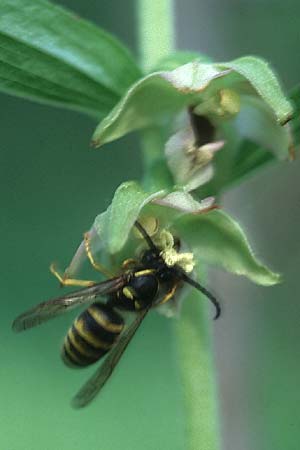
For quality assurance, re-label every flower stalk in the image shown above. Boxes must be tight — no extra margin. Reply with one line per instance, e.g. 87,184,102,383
173,270,220,450
137,0,175,71
137,1,220,448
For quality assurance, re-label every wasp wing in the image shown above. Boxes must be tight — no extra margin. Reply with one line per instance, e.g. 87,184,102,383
12,276,125,333
72,307,150,409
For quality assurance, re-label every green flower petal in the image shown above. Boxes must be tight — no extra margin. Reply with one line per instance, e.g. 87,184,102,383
233,96,291,160
93,181,165,254
92,56,293,147
173,210,281,286
218,56,292,125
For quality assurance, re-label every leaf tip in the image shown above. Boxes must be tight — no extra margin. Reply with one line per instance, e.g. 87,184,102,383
270,271,283,285
256,270,282,286
280,113,294,126
90,139,101,149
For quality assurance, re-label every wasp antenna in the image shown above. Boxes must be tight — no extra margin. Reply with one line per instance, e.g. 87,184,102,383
134,221,158,252
180,272,221,320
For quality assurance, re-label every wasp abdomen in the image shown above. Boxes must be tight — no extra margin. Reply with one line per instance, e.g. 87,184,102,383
62,303,124,368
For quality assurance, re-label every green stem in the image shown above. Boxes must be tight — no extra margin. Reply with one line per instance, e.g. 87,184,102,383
173,270,220,450
137,0,175,191
137,2,220,449
140,126,173,192
137,0,175,71
140,126,165,173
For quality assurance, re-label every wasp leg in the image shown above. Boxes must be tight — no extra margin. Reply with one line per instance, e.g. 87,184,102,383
122,258,138,271
158,283,179,305
50,263,96,287
84,232,113,278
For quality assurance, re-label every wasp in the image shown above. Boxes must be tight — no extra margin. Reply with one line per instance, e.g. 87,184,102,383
12,221,220,408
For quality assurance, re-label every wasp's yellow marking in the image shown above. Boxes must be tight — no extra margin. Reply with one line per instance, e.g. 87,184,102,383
134,269,155,277
84,232,113,278
63,337,83,365
68,328,98,357
159,284,179,305
134,301,141,310
122,258,137,270
74,319,113,350
123,287,135,300
87,308,123,333
50,263,95,287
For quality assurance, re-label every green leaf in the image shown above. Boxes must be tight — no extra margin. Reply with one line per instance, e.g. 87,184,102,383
229,140,274,187
93,181,165,254
0,0,141,116
174,210,281,286
92,56,293,146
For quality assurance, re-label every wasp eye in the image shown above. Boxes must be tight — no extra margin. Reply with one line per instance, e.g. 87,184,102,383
157,268,175,283
141,249,159,265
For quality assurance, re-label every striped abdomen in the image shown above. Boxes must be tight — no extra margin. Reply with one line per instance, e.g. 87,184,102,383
62,303,124,368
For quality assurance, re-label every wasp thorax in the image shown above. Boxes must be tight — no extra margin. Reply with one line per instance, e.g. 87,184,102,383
130,273,159,306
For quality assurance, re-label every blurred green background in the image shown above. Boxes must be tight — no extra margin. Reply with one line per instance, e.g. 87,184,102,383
1,1,299,449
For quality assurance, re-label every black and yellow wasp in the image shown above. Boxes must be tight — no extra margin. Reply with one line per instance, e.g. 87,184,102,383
12,221,220,408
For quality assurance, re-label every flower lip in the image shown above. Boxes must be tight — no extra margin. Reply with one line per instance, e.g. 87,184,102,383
188,106,216,147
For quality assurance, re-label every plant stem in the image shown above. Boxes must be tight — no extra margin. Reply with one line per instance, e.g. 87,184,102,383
137,1,220,449
173,270,220,450
137,0,175,71
137,0,175,191
139,128,170,192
